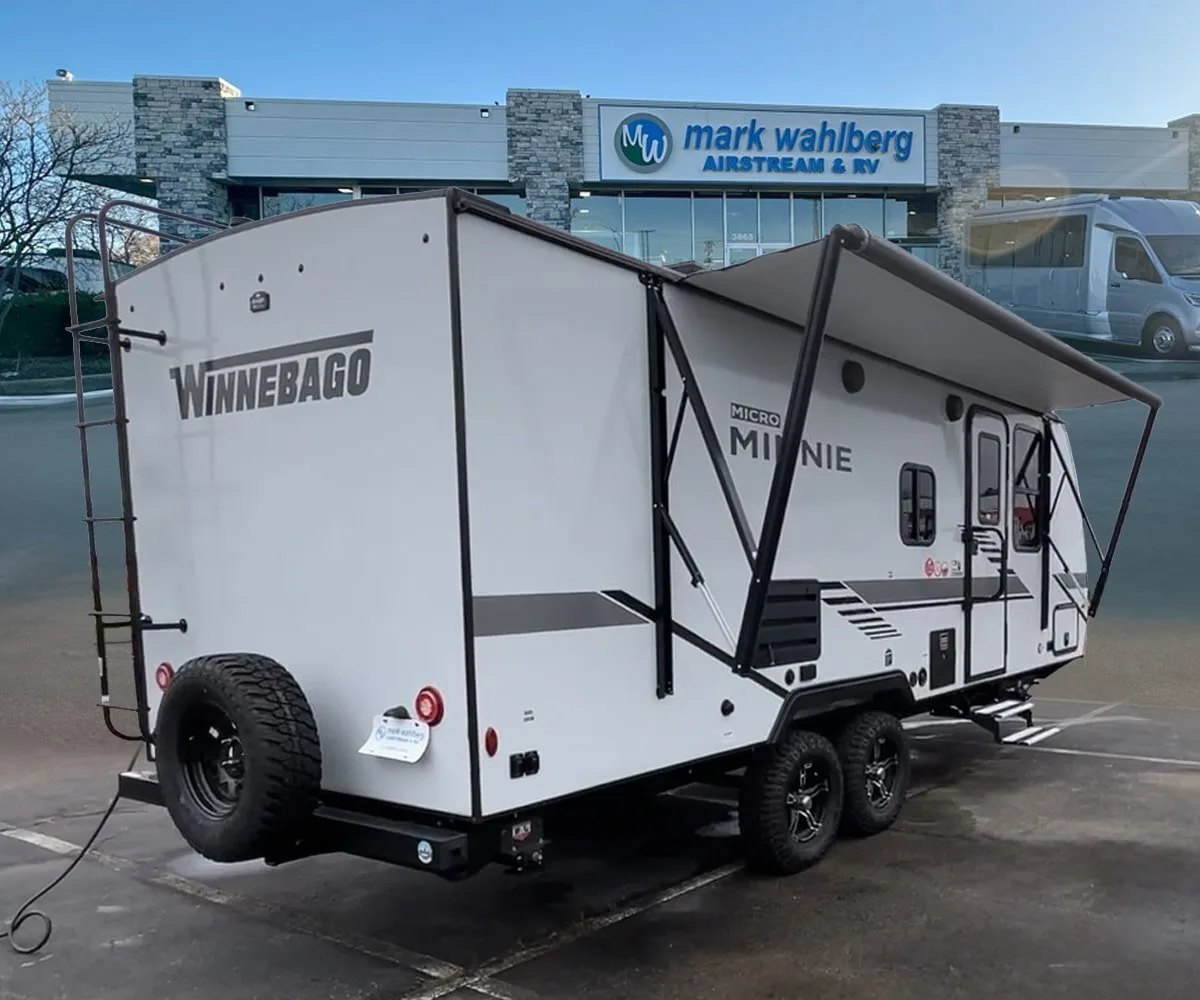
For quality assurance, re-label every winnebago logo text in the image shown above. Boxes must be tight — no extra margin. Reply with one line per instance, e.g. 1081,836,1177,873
169,330,373,421
729,401,852,472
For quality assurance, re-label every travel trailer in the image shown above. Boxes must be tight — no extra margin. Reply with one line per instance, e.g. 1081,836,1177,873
962,195,1200,358
64,190,1158,880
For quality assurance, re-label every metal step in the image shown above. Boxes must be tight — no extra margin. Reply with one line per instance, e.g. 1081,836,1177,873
1002,725,1061,746
965,695,1036,742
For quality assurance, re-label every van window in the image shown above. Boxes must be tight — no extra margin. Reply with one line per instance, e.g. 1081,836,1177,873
1113,237,1161,283
1012,426,1042,551
899,464,936,546
976,434,1001,526
967,214,1086,269
1059,215,1086,267
1146,235,1200,277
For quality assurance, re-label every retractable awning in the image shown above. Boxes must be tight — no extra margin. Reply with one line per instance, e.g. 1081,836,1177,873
678,225,1162,414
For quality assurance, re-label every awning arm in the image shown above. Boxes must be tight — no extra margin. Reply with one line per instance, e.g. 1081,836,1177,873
733,225,862,674
1088,401,1158,617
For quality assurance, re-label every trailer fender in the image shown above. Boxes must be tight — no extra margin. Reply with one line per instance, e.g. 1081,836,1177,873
767,671,915,744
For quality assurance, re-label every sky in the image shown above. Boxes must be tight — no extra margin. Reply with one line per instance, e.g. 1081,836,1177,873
6,0,1198,126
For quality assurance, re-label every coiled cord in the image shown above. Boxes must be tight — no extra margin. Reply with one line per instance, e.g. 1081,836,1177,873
2,747,142,955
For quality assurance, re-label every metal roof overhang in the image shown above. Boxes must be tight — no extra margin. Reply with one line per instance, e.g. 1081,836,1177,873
678,224,1161,415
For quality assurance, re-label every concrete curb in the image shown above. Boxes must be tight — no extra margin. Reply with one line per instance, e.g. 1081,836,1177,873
0,389,113,409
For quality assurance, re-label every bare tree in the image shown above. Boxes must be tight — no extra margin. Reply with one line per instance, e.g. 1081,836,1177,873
0,79,150,338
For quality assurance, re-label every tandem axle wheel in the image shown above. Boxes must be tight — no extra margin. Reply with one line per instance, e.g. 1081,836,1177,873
737,709,912,875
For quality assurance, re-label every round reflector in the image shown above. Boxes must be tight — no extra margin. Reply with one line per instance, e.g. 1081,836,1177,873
155,662,174,691
484,727,499,757
415,686,444,725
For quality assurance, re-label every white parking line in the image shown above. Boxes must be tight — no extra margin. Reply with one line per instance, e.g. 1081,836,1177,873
384,862,747,1000
1016,744,1200,769
1,827,82,857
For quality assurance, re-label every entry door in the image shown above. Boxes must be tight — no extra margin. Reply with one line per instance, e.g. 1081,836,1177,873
1108,236,1160,343
964,410,1010,680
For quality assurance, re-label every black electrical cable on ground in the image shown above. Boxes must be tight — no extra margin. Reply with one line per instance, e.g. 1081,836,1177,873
2,746,142,955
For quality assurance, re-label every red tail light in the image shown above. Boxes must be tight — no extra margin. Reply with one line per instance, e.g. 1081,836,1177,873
415,686,444,725
155,662,174,691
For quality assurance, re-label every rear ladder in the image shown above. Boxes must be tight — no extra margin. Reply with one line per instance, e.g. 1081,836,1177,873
64,201,225,743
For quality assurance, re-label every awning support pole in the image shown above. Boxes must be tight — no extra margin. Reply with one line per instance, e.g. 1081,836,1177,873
733,225,862,674
1089,402,1158,617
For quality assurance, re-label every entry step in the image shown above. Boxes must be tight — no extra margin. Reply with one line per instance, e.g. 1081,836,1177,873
932,693,1044,744
1001,724,1062,746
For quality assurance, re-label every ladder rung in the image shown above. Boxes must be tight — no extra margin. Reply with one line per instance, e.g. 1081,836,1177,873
79,417,119,429
77,334,111,347
70,317,111,335
85,516,127,523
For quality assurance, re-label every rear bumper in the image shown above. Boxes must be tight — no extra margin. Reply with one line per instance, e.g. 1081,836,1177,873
118,770,543,876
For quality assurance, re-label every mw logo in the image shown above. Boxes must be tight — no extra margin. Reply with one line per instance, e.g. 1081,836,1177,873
614,113,672,172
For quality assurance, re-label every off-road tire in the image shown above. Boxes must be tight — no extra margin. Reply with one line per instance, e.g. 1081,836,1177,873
836,709,910,838
738,729,843,875
154,653,322,863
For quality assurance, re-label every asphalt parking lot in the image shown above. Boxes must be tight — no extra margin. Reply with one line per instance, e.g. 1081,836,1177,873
3,692,1199,1000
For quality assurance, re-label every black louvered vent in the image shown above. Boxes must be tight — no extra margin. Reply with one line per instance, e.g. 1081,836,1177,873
753,578,822,668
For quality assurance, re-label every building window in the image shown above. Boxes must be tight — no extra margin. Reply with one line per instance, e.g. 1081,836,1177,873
725,192,759,244
1012,426,1042,551
793,198,819,243
693,192,724,267
623,192,692,265
976,433,1002,526
262,188,353,217
823,194,884,236
563,189,939,270
227,185,262,221
899,463,936,546
475,190,528,216
570,192,622,252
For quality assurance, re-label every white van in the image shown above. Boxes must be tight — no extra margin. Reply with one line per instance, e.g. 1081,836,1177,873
962,195,1200,358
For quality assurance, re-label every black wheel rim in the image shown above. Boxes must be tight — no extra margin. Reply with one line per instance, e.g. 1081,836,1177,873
864,735,900,810
785,758,831,843
179,700,246,820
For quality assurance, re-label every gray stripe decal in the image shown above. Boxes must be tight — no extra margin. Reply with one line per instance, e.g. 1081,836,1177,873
841,575,1031,606
1054,571,1089,590
473,591,648,638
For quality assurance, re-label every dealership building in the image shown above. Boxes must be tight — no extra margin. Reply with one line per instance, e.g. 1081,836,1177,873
49,75,1200,280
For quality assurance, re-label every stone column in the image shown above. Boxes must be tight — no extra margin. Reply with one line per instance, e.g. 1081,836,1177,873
505,89,584,230
133,76,239,244
1168,114,1200,199
935,104,1001,282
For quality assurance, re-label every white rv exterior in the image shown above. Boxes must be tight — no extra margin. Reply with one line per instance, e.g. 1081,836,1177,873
70,190,1159,880
962,195,1200,358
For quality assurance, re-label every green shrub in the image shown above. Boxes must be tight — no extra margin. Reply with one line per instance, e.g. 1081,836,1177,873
0,291,108,358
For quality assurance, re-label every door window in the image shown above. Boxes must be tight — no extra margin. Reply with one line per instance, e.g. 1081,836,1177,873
976,434,1001,526
1113,237,1161,283
1012,426,1042,550
899,463,936,546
